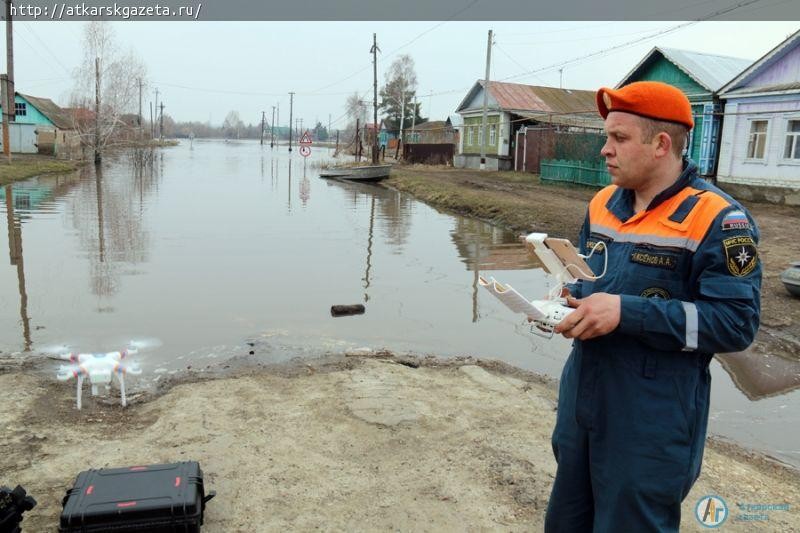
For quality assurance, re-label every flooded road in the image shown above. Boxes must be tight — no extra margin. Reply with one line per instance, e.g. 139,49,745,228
1,139,798,468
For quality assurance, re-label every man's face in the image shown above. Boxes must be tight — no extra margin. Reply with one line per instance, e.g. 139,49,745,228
600,112,657,190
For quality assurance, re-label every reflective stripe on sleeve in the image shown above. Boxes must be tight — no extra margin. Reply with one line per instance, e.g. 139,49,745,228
681,301,699,351
589,224,701,252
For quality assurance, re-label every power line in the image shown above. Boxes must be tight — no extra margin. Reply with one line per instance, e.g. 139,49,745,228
501,25,687,46
499,0,766,85
20,22,72,77
394,1,772,105
152,81,352,97
498,21,700,84
11,26,65,79
493,42,550,86
502,22,620,38
307,0,481,95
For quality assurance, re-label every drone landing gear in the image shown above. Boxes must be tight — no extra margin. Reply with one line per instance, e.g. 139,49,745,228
71,372,130,410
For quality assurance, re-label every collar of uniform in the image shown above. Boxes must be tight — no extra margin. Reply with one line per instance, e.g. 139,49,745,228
605,159,697,223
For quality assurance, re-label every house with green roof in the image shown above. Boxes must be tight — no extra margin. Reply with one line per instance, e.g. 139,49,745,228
0,92,78,156
617,47,752,176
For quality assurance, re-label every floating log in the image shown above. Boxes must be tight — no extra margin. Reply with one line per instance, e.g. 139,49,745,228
331,304,366,317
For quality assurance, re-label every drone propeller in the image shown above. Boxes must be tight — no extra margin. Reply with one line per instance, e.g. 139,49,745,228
41,338,160,360
56,364,82,381
40,344,77,360
117,360,142,375
125,338,162,351
119,363,142,376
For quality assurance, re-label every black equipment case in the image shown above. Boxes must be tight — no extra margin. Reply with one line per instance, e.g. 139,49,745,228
59,461,215,532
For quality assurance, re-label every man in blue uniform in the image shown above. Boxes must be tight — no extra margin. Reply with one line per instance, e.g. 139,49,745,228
544,81,762,532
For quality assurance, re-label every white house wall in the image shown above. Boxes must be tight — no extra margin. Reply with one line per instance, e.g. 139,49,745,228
717,95,800,189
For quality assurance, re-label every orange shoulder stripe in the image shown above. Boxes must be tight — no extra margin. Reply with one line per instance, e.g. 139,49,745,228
588,186,732,251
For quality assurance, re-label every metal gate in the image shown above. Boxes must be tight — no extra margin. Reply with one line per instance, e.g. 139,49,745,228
0,123,38,153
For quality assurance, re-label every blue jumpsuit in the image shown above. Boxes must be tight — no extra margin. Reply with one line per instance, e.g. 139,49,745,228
544,160,762,532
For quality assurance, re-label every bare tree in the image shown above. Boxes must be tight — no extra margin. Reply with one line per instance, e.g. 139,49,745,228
222,111,243,139
379,55,421,138
344,91,362,134
70,22,148,162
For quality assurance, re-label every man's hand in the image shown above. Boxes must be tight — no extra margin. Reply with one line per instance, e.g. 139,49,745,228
554,293,621,341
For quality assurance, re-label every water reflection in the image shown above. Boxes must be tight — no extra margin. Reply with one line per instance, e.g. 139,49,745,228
363,197,375,302
1,173,83,349
5,185,30,350
300,176,311,206
328,178,414,251
287,159,292,212
0,140,797,467
450,218,540,323
70,159,159,300
718,347,800,401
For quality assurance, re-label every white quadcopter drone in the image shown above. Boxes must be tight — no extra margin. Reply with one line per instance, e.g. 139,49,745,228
480,232,607,337
45,340,158,409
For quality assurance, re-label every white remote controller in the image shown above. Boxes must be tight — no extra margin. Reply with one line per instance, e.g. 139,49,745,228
528,298,575,335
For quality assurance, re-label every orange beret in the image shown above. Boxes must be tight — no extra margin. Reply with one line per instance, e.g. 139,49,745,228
596,81,693,129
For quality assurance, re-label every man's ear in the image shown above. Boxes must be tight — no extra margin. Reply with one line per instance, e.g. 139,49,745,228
653,131,673,158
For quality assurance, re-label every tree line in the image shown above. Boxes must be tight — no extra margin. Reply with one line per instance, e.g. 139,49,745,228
66,23,426,158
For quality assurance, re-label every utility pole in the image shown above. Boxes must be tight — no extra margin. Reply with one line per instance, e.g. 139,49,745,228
399,89,405,143
480,29,493,171
355,118,360,162
94,57,101,163
159,101,164,140
153,88,159,139
260,111,265,145
428,90,433,121
371,33,380,164
149,101,153,139
288,92,294,152
1,74,10,161
411,94,417,142
299,118,303,140
270,106,276,147
276,102,280,143
6,0,15,124
328,113,331,142
137,78,143,135
559,68,563,89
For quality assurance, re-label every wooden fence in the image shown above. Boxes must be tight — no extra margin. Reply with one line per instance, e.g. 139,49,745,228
540,159,611,187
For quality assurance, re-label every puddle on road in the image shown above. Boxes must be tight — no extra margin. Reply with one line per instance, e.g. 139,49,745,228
1,140,798,468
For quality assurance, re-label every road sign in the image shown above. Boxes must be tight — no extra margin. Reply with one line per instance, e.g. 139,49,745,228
299,145,311,157
299,131,313,145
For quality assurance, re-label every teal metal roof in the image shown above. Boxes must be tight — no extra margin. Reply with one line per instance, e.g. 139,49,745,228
618,47,752,93
659,48,752,92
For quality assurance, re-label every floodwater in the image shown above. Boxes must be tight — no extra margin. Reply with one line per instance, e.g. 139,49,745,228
1,139,798,468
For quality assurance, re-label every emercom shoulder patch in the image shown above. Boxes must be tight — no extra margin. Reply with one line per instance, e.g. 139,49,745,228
723,235,758,277
721,210,750,231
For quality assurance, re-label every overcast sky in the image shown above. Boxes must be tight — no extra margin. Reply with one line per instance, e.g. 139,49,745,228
5,20,799,128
